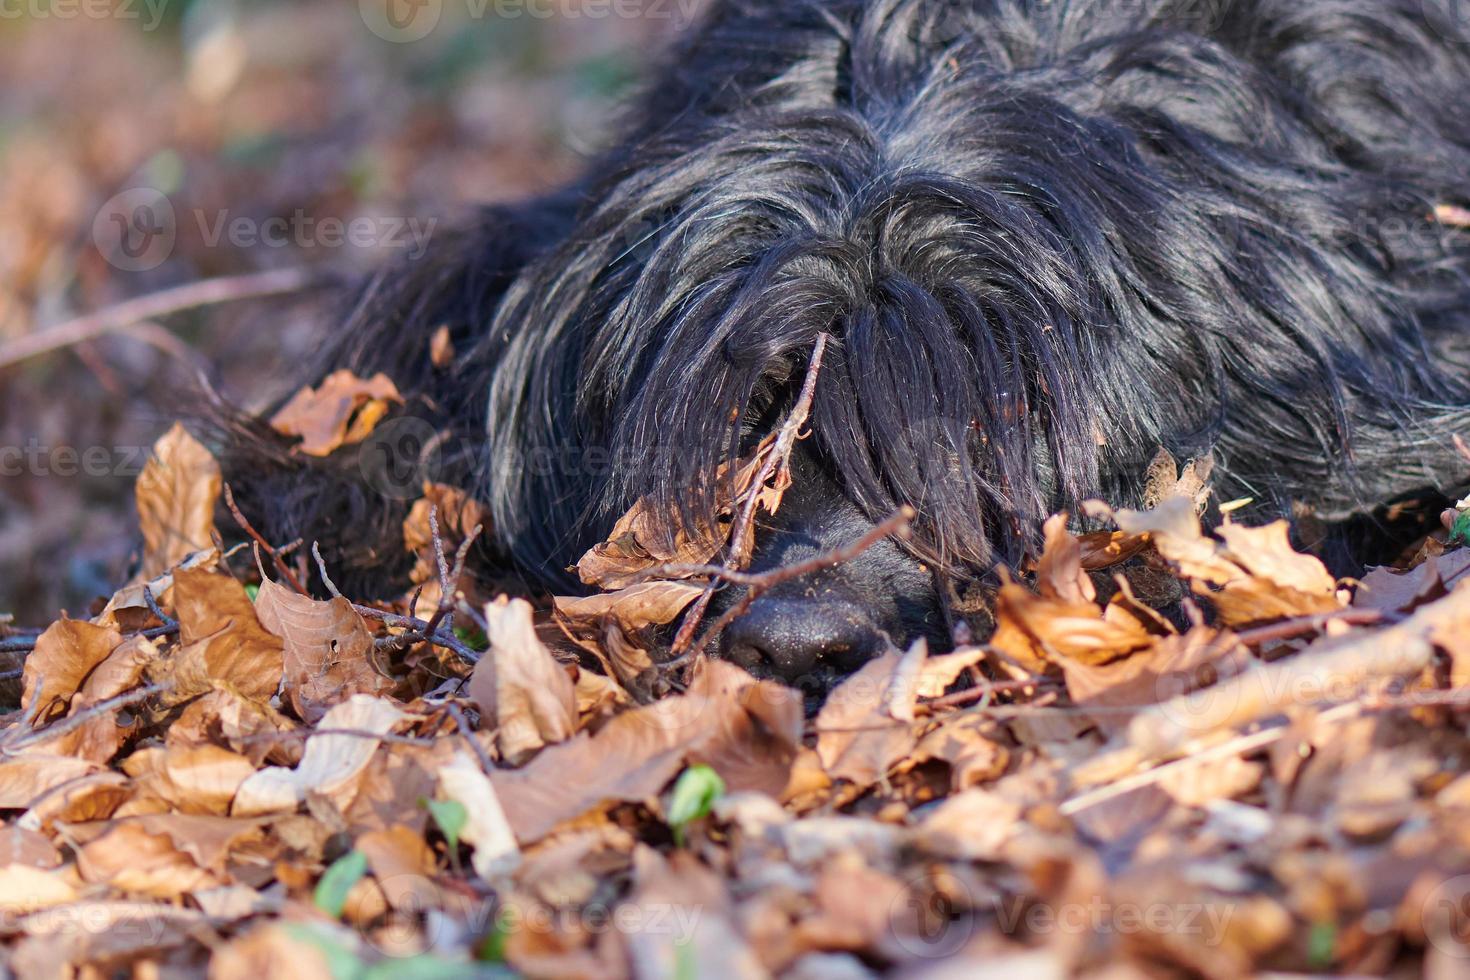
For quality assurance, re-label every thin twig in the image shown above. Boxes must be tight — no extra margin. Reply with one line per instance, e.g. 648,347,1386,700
668,333,831,657
445,702,497,774
922,676,1058,711
141,585,177,628
665,506,916,669
0,269,320,371
356,605,481,663
233,727,441,748
311,543,345,599
224,483,307,595
1,684,166,754
1233,608,1387,648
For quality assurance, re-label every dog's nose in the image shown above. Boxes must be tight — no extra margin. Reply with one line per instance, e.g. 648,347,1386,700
719,596,882,683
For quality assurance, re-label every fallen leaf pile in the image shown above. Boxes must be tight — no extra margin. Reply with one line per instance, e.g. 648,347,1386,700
3,424,1470,978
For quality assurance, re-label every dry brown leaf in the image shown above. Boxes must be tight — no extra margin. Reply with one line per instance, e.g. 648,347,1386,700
1060,627,1251,738
17,771,131,833
0,866,78,913
0,755,101,809
0,826,61,869
135,422,222,579
1109,499,1342,626
554,581,704,631
574,437,785,590
254,579,392,724
990,516,1161,671
268,369,403,456
814,650,919,787
233,695,409,816
901,714,1011,792
356,824,443,911
469,597,577,765
21,618,123,724
166,567,284,703
75,820,226,898
490,660,801,843
209,923,337,980
124,744,256,815
914,787,1024,861
438,750,521,880
1354,549,1470,615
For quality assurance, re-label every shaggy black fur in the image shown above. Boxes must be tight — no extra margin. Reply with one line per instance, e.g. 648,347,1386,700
223,0,1470,678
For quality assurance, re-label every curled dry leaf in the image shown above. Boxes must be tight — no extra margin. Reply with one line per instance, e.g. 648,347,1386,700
268,369,403,456
0,756,102,810
1108,497,1342,627
75,820,226,898
814,650,919,787
21,619,123,724
233,695,409,816
124,744,256,815
165,567,284,704
437,750,521,880
253,579,392,724
1354,549,1470,614
489,660,802,843
134,422,222,580
574,436,787,590
554,581,704,632
0,866,78,913
469,597,577,765
991,516,1161,671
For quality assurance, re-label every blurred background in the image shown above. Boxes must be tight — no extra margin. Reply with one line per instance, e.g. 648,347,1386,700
0,0,697,624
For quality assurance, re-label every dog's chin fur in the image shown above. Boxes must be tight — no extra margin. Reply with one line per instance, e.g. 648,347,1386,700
219,0,1470,638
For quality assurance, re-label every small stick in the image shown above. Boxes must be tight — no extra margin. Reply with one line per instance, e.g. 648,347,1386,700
445,701,497,775
310,543,345,599
224,483,307,595
141,585,178,628
0,269,320,371
665,506,915,669
1,684,166,754
922,676,1057,711
669,333,830,655
1232,608,1387,648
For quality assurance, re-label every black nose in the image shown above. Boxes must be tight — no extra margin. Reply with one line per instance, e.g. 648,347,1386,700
718,596,883,682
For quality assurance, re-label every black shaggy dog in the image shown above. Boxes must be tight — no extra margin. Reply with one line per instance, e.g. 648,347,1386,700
227,0,1470,684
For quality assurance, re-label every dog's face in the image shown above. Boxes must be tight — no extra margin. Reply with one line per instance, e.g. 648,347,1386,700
706,443,947,686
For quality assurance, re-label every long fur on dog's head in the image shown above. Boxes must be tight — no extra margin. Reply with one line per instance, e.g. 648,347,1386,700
224,0,1470,603
470,0,1470,584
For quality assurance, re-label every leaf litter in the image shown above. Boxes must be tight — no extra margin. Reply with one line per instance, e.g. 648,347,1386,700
0,395,1468,977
